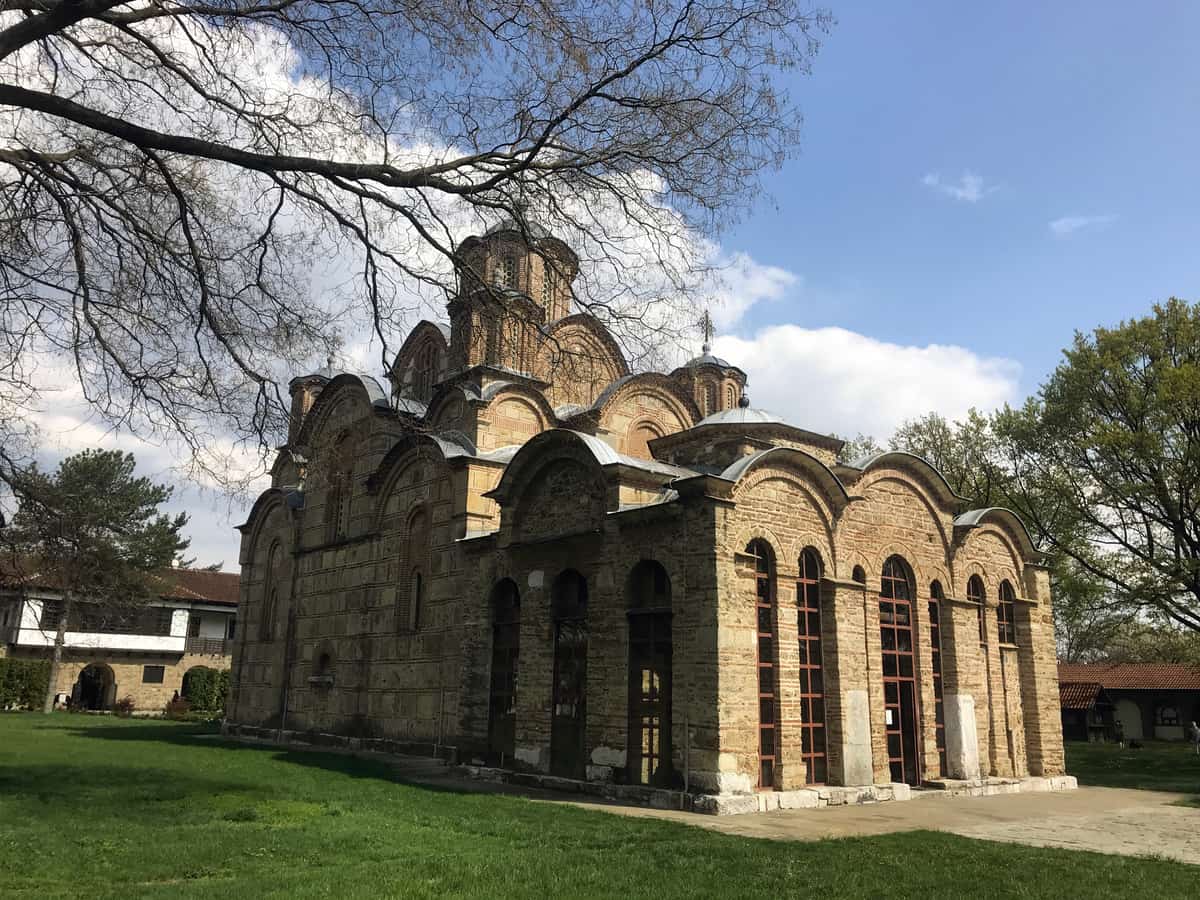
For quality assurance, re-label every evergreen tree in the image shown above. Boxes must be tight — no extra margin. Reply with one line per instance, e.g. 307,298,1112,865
3,450,188,712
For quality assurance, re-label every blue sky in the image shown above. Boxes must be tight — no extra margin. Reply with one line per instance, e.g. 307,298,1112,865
22,3,1200,570
719,0,1200,394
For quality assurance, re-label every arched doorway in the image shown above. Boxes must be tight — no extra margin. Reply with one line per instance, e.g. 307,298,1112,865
487,579,521,760
73,663,116,711
880,556,920,785
550,570,588,779
626,560,672,786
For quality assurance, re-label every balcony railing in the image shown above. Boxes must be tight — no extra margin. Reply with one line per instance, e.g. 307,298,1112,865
185,636,230,657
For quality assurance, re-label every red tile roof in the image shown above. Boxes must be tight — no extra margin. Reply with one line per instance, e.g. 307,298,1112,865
0,559,239,607
1058,662,1200,691
1059,681,1107,710
150,569,240,607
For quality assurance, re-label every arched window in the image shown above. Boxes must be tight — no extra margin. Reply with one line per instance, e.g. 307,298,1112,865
746,539,777,789
326,431,355,541
880,555,919,785
968,575,986,645
705,383,718,416
398,507,430,632
928,580,947,776
311,645,335,687
413,343,438,402
260,541,283,641
495,255,517,289
725,385,735,409
487,579,521,759
997,580,1017,645
796,548,827,784
627,561,673,786
551,570,588,778
541,264,558,308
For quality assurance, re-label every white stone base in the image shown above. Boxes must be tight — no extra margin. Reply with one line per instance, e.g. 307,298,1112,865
693,775,1078,816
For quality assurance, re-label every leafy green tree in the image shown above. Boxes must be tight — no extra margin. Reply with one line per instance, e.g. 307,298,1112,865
996,299,1200,633
833,432,883,465
888,409,1113,657
3,450,189,712
890,410,1009,508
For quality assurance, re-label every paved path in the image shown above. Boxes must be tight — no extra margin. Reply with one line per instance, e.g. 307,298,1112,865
413,770,1199,864
578,786,1200,864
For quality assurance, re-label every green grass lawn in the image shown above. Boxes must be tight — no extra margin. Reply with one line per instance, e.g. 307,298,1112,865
1,716,1195,900
1066,738,1200,795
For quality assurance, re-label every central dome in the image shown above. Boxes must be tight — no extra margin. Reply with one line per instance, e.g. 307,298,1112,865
696,406,786,427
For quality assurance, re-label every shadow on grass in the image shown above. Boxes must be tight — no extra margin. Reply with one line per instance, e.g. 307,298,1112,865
0,762,260,824
60,718,462,786
57,717,638,812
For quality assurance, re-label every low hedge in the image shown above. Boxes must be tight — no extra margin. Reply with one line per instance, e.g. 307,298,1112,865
0,658,50,710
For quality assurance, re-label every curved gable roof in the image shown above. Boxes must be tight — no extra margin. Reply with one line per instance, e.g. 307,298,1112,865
390,320,450,376
589,372,701,425
294,372,391,446
544,314,630,379
718,446,853,508
954,507,1039,560
489,428,692,506
845,451,967,508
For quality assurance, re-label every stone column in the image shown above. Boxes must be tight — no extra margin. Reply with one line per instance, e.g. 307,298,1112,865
820,578,874,786
513,567,552,772
939,596,982,780
1016,565,1066,776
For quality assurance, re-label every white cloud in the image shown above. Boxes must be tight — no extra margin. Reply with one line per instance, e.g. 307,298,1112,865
921,171,998,203
1048,214,1117,237
713,325,1021,440
708,253,799,330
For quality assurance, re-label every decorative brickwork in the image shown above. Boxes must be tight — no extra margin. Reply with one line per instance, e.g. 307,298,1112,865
228,223,1066,812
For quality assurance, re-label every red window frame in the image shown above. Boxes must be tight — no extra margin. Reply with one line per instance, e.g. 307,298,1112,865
796,549,827,785
748,540,777,790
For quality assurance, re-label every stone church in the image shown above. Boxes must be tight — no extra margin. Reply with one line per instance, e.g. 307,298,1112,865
227,220,1067,811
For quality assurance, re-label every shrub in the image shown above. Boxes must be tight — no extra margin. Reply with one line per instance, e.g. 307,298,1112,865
114,696,136,718
180,666,230,716
164,696,192,719
0,658,51,710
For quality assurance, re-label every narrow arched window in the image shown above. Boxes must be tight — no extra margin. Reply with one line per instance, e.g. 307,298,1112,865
725,386,735,409
880,555,919,785
495,255,516,288
627,561,673,786
705,383,718,416
796,549,826,784
413,343,437,402
746,539,777,789
398,506,430,632
929,580,947,776
968,575,986,645
326,431,355,541
997,580,1017,645
260,541,283,641
541,264,558,308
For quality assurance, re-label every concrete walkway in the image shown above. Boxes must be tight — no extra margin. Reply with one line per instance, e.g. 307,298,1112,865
572,786,1200,865
410,767,1200,864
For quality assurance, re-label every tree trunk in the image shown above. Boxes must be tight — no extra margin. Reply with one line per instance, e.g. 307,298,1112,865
41,593,72,714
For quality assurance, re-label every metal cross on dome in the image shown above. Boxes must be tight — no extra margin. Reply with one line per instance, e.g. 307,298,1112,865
700,309,714,350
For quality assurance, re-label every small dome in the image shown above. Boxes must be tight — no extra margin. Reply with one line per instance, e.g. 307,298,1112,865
482,218,552,241
697,406,786,427
684,342,734,369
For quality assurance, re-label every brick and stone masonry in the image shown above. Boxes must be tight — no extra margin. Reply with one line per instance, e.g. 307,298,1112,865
226,220,1070,813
